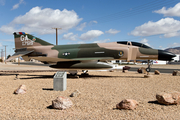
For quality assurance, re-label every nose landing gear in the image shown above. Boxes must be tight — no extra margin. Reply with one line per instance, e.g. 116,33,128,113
146,60,152,73
145,60,153,77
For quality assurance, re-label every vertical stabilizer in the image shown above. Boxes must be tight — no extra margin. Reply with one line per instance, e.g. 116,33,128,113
13,32,53,49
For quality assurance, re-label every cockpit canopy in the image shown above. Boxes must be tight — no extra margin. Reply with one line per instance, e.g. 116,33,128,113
117,41,152,49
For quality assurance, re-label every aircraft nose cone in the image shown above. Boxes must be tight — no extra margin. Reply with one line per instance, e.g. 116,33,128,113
158,50,176,61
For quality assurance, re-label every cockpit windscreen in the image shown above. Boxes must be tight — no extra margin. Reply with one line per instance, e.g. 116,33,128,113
117,41,152,49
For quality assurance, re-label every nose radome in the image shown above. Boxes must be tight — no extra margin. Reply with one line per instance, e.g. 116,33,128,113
158,50,176,61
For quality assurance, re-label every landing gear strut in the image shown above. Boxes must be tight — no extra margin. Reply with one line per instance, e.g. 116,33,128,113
81,70,89,76
82,70,88,74
68,70,79,78
146,60,152,74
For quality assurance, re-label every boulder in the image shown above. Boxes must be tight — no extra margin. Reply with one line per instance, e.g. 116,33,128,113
52,96,73,110
116,99,138,110
172,70,180,76
14,74,19,80
137,67,147,74
156,91,180,105
154,70,160,75
14,85,27,94
70,89,81,97
123,66,131,71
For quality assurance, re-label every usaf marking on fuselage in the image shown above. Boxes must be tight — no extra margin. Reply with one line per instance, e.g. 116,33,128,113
7,32,176,75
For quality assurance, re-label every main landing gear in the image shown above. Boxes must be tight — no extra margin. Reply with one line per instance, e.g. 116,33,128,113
67,70,90,78
68,70,79,78
81,70,89,76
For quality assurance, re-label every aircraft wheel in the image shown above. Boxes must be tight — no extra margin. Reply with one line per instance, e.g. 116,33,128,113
82,70,88,74
70,73,77,76
146,68,151,72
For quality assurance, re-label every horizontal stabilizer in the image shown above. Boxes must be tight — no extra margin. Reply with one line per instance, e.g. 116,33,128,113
6,50,34,62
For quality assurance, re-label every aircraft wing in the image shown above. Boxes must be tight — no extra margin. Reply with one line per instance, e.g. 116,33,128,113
6,50,34,62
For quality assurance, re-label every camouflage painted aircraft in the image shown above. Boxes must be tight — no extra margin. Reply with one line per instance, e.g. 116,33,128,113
7,32,176,74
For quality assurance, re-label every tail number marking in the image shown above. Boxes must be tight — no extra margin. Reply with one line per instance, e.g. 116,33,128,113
20,35,33,46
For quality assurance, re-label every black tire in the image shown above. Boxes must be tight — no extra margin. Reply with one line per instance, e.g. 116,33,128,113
146,68,151,72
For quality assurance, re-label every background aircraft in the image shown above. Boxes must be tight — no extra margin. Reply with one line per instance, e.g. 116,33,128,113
7,32,176,75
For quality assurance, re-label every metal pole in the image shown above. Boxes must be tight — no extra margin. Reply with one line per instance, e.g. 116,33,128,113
18,57,20,65
1,49,2,62
5,46,6,64
56,28,58,45
1,49,4,63
52,28,62,45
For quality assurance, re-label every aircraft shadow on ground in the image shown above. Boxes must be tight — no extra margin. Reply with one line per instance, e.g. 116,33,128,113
130,67,180,74
12,62,50,66
19,74,54,79
0,72,143,79
18,74,115,79
0,73,19,76
17,74,143,80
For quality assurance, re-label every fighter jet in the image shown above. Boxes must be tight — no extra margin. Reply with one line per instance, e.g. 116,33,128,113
7,32,176,75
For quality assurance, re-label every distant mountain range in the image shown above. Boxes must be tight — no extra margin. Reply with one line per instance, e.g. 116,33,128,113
165,47,180,54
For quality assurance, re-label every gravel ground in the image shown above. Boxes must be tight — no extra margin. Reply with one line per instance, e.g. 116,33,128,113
0,70,180,120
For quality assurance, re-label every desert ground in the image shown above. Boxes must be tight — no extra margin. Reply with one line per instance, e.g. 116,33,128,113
0,62,180,119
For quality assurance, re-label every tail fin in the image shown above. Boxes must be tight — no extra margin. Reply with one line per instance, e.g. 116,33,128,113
14,32,53,49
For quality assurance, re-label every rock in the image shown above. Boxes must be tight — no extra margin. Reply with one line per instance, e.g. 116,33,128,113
156,91,180,105
154,70,160,75
70,89,81,97
137,67,147,74
14,74,19,80
122,66,131,72
123,66,131,70
116,99,138,110
137,67,143,73
14,85,27,94
52,96,73,110
172,70,180,76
